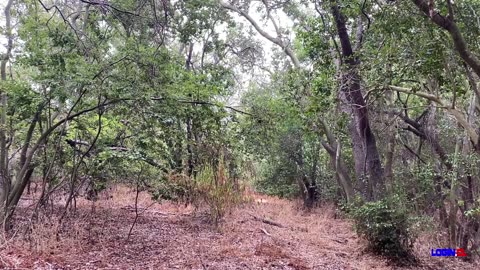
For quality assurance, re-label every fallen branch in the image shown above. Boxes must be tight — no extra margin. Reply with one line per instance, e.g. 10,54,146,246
249,213,286,228
332,238,348,244
260,228,271,236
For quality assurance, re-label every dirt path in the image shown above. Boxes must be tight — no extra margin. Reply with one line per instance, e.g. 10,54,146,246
1,187,478,270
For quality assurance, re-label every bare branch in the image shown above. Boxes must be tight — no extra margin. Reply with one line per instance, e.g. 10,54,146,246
79,0,140,17
220,1,300,68
389,85,479,146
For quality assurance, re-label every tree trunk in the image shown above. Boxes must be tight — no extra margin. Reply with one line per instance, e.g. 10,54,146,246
222,0,360,202
331,1,385,200
288,131,318,208
0,0,14,228
383,84,396,188
433,161,449,228
174,120,183,172
185,43,195,177
458,84,479,257
317,119,355,203
186,117,194,177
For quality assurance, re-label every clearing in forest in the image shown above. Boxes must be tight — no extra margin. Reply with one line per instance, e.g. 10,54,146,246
0,186,477,270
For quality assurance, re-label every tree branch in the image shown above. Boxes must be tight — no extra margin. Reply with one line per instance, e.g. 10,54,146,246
412,0,480,77
220,1,300,68
389,85,479,147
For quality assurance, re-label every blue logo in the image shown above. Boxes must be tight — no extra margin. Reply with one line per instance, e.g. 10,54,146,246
431,248,466,257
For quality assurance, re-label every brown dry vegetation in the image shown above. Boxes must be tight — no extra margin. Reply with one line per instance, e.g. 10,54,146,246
0,186,478,270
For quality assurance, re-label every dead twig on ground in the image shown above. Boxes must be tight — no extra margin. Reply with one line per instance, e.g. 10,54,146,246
248,213,285,228
260,228,271,236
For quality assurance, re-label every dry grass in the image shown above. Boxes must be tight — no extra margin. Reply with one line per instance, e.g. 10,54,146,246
0,185,478,269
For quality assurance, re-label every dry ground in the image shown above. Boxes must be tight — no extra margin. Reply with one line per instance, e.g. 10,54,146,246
0,186,478,270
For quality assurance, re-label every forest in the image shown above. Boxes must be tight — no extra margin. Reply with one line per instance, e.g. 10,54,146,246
1,0,480,269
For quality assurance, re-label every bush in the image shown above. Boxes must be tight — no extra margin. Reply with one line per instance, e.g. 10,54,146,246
194,162,244,225
349,197,416,264
151,161,244,225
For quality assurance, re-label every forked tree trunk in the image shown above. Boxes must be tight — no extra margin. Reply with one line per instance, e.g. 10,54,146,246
317,119,355,203
331,1,385,200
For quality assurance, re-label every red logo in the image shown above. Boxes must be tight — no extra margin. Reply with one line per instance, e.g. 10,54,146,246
456,248,467,257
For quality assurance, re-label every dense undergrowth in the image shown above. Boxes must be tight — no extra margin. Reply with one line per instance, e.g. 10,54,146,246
151,160,246,225
348,196,418,265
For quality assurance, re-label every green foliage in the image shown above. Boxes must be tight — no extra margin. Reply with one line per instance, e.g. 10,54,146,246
255,158,299,198
349,196,416,263
465,204,480,219
4,0,480,259
296,17,331,64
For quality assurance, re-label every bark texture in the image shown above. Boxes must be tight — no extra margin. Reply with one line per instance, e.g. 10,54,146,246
331,1,385,200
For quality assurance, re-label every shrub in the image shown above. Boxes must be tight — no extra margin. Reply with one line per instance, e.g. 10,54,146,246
194,162,244,225
151,160,245,225
349,196,416,264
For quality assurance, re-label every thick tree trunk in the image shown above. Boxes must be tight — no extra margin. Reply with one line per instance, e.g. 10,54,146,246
331,1,385,200
350,123,369,194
